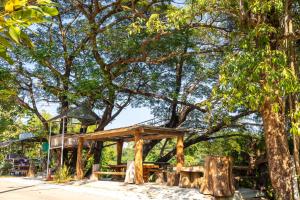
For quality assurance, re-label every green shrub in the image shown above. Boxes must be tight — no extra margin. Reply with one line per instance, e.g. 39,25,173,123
54,165,71,183
0,161,12,175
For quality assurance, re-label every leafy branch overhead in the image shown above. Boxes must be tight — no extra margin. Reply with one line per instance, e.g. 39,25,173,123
0,0,58,63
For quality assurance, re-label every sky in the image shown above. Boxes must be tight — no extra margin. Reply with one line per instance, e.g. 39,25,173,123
106,107,153,129
38,102,153,130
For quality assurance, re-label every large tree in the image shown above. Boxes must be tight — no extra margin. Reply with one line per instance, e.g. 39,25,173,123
11,0,185,165
128,0,300,198
117,27,254,161
213,0,300,198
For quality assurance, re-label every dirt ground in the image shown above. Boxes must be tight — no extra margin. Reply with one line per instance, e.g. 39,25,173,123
0,177,214,200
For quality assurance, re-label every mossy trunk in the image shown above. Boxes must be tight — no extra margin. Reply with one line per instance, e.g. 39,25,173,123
261,97,293,199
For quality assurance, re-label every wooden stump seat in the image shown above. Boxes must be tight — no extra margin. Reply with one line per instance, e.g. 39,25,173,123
167,172,180,186
200,156,235,197
178,166,204,188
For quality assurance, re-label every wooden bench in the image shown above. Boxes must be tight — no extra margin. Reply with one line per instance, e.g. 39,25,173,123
177,166,204,188
93,171,126,176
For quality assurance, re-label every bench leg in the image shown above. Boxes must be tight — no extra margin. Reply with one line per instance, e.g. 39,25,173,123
90,172,99,181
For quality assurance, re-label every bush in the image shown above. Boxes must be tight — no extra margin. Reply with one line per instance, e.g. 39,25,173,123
54,165,71,183
0,161,12,175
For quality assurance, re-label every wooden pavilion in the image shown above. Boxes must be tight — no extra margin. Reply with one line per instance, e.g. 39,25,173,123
76,125,188,184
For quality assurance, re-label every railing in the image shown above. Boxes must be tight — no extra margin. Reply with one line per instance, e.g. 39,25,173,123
136,118,170,126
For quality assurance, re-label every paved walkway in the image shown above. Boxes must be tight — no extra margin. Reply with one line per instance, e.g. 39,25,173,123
0,177,213,200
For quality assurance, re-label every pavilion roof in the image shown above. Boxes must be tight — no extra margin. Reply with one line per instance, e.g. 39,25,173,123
81,125,189,142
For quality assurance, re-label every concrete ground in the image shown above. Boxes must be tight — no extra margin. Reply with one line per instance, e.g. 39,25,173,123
0,177,214,200
0,177,266,200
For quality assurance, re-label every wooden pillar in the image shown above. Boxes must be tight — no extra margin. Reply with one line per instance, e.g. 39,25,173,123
76,137,84,180
116,141,123,165
134,132,144,184
176,134,184,173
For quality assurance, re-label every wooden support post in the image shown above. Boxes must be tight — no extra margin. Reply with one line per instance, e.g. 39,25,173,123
134,132,144,185
116,141,123,165
176,134,184,173
76,137,84,180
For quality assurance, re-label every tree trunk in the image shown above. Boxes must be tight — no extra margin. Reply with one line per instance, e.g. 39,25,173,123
293,134,300,178
284,0,300,188
93,141,104,164
261,97,293,199
69,148,77,174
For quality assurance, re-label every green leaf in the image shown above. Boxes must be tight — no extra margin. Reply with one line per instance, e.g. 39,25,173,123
0,47,14,64
42,6,58,16
37,0,52,5
20,31,34,48
8,26,21,44
0,36,12,48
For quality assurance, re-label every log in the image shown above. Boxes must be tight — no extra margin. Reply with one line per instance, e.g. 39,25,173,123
76,137,84,180
154,171,165,184
116,141,123,165
179,171,202,188
191,173,202,188
179,171,191,188
134,133,144,184
200,156,235,197
167,172,179,186
176,135,184,173
93,171,126,176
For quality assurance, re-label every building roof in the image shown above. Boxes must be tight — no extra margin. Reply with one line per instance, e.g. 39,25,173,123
48,105,100,125
0,132,46,148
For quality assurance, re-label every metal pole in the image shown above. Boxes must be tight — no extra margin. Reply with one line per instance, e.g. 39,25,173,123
46,122,52,178
60,117,65,168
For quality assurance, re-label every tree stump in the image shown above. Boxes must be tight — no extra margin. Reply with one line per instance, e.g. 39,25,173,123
179,171,191,188
167,172,179,186
191,173,202,188
200,156,235,197
155,172,165,184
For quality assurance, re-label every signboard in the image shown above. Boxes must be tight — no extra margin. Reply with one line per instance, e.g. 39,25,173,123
19,132,35,140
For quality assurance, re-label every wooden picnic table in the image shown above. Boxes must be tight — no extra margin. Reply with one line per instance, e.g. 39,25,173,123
108,163,160,182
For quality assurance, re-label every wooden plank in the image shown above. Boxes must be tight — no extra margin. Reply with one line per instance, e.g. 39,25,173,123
81,125,187,141
93,171,126,175
83,126,138,140
76,137,84,180
141,125,187,134
142,134,182,141
116,141,123,165
176,135,184,173
123,133,183,142
134,132,144,184
176,166,204,172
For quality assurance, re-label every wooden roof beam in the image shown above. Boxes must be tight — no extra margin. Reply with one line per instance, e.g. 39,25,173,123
83,127,137,140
